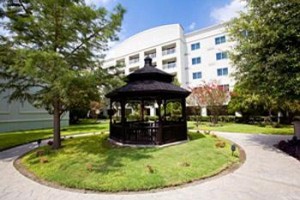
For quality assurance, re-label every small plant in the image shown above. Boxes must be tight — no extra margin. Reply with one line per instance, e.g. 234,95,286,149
204,130,211,135
180,162,190,167
47,140,53,146
257,122,266,127
86,163,93,171
272,123,282,128
211,133,218,138
36,150,45,157
146,165,154,174
215,140,226,148
39,156,49,163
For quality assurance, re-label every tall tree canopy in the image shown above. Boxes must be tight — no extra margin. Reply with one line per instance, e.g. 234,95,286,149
227,0,300,101
0,0,125,149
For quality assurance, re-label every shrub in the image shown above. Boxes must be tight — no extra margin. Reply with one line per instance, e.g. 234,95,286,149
39,157,49,163
127,113,140,121
86,163,93,171
146,165,154,174
272,123,282,128
47,140,53,146
215,140,226,148
36,150,45,157
277,140,288,150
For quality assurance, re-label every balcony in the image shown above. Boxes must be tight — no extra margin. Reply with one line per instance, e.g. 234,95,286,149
145,52,156,59
162,48,176,56
129,58,139,65
163,62,176,70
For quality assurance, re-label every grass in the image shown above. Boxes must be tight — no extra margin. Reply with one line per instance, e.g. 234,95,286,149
1,119,293,151
0,120,109,151
188,121,293,135
20,133,239,192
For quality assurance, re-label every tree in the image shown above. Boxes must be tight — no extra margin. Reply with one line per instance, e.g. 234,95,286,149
189,81,230,124
229,85,300,124
0,0,125,149
227,0,300,102
228,85,277,122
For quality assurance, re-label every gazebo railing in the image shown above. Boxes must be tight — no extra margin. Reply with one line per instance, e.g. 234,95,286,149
110,121,186,145
162,122,187,143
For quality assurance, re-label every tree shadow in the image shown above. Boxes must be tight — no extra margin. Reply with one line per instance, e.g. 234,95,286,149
59,135,159,174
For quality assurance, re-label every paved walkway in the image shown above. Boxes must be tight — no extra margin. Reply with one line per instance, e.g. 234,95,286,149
1,133,300,200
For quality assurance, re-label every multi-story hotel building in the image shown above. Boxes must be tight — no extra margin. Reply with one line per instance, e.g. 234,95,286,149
104,23,235,90
104,23,235,116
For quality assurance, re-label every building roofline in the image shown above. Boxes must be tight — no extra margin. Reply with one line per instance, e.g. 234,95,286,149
111,23,183,49
185,23,226,37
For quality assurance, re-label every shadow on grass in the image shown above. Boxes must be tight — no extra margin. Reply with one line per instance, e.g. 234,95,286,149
44,135,159,174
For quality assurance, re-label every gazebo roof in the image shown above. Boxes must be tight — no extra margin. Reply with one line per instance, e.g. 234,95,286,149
106,57,190,99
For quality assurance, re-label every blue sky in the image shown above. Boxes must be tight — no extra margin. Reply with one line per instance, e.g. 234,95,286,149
86,0,246,43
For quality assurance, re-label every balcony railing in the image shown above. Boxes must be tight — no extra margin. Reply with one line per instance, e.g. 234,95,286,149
129,58,139,64
162,48,176,56
145,53,156,59
163,62,176,69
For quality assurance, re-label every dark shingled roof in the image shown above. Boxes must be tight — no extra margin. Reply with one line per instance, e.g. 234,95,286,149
106,57,190,99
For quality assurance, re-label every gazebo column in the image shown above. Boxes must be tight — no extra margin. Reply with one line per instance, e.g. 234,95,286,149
120,100,126,142
140,100,145,121
163,99,167,122
157,99,163,145
181,98,188,140
109,100,113,125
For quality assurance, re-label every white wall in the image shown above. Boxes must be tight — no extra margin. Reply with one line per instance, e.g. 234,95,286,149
104,23,235,92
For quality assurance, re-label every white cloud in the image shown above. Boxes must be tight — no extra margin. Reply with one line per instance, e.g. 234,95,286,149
85,0,114,6
210,0,247,23
188,22,196,31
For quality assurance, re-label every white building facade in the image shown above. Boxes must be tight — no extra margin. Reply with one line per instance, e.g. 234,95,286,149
104,23,235,116
104,23,234,90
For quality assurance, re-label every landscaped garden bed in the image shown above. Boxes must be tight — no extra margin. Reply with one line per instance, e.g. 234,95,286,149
17,133,240,192
276,136,300,161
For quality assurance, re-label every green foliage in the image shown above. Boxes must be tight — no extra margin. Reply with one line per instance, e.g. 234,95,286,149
0,0,125,148
20,133,239,192
228,85,300,122
227,0,300,101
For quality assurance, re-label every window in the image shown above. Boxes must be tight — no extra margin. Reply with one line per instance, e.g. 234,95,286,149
218,84,230,92
215,36,226,45
217,68,228,76
192,57,201,65
193,72,202,79
216,52,228,60
191,42,200,50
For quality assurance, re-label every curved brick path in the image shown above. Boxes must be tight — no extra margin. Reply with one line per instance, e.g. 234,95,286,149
1,132,300,200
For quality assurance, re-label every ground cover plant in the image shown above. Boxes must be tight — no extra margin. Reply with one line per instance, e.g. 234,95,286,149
20,133,239,192
0,121,109,151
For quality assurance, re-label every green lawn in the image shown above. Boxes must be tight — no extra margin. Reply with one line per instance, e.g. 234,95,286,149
0,120,293,151
20,133,239,192
0,121,109,151
188,121,293,135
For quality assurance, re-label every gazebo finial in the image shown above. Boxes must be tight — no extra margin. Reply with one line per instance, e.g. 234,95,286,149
144,56,152,66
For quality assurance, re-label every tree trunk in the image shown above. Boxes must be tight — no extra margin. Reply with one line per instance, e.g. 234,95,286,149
53,100,61,149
